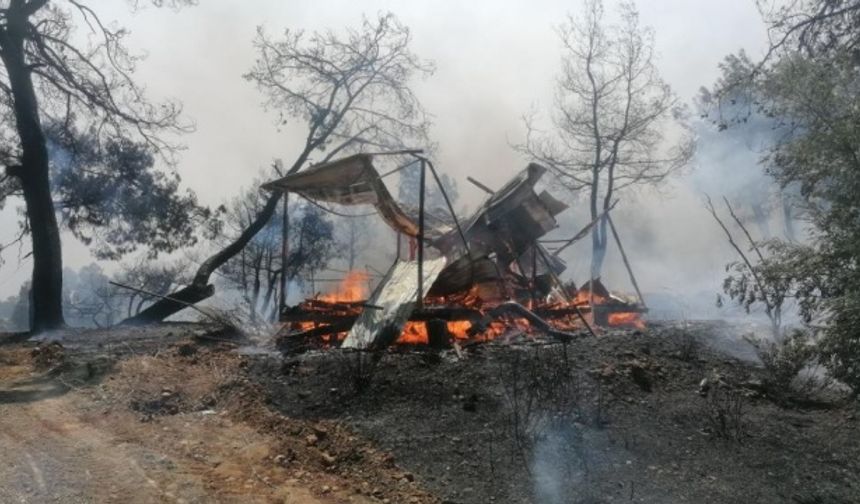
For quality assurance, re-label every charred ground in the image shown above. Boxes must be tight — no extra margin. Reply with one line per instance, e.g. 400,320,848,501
0,322,857,503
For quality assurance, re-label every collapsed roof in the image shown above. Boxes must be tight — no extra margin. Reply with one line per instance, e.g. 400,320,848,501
263,153,571,349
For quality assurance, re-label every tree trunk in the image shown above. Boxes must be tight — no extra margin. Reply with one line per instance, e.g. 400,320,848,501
122,148,315,324
782,194,796,241
0,6,65,332
122,193,280,324
592,161,615,282
591,220,608,280
250,252,263,321
589,175,606,281
260,270,279,317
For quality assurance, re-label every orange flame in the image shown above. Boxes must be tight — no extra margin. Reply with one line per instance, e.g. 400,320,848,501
608,312,646,330
396,320,477,345
319,271,369,303
289,268,646,346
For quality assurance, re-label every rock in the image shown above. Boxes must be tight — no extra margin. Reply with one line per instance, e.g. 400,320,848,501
698,378,710,397
320,451,337,466
741,378,765,391
312,424,329,439
305,433,319,446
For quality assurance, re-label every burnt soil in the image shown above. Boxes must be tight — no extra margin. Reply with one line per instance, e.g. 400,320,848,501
251,321,860,504
1,321,858,503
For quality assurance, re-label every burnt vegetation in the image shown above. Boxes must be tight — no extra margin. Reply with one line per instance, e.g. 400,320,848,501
0,1,859,503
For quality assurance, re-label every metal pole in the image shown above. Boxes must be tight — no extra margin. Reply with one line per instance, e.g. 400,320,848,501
421,157,474,285
607,214,646,307
531,246,538,308
534,245,597,338
416,159,426,308
279,193,289,315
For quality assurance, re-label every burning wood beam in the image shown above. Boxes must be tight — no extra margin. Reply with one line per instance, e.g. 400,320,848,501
467,302,579,342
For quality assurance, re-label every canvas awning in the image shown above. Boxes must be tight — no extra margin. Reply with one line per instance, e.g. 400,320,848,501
262,154,421,237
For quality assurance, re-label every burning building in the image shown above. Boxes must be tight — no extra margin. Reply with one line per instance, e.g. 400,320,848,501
262,152,647,352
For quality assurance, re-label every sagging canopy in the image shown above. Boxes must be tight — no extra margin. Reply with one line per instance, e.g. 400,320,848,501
261,153,422,237
263,155,571,297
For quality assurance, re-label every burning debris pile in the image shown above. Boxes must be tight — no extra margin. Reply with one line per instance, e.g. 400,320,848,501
264,153,647,353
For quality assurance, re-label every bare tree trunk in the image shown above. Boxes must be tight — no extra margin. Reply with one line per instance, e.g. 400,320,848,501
123,150,314,324
250,254,262,322
592,159,615,282
782,195,797,241
260,270,279,317
0,4,65,332
123,192,280,324
589,174,606,281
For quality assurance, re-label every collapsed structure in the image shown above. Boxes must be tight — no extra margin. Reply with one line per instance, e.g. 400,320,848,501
262,152,647,353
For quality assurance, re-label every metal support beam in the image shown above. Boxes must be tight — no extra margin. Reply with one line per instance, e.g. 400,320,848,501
416,159,426,309
531,246,538,308
607,214,646,307
534,245,597,338
279,192,289,314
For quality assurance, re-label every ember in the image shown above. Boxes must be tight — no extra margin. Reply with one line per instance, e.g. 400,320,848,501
608,312,646,330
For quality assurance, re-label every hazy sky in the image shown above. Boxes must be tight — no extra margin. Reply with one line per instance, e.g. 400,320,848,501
0,0,769,299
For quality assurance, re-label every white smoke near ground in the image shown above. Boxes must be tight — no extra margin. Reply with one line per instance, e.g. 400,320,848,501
530,424,588,504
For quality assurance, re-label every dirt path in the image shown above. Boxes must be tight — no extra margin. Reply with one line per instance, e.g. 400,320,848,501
0,343,330,504
0,333,435,504
1,396,166,503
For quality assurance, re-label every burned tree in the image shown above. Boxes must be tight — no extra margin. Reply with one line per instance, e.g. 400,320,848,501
517,0,692,281
219,178,339,321
0,1,193,332
112,258,193,318
127,13,433,324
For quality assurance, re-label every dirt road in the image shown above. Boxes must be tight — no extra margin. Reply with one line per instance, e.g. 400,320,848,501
0,339,336,504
